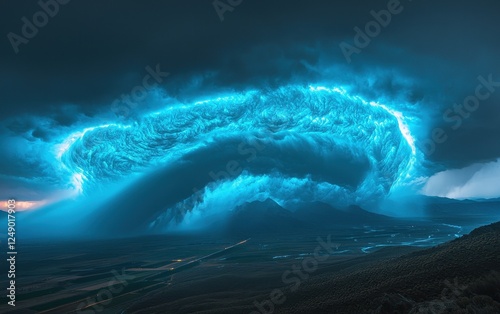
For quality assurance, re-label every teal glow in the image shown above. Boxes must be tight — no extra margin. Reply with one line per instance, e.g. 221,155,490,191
54,84,422,215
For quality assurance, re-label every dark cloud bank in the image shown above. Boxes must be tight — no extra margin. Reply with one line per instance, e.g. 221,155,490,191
1,0,499,206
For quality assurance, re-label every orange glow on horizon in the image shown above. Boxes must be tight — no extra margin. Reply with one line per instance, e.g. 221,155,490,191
1,200,48,212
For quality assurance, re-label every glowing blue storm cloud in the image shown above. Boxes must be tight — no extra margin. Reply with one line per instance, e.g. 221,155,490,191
50,84,422,229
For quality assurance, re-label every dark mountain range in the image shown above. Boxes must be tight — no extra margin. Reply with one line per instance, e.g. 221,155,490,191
222,198,394,235
277,221,500,313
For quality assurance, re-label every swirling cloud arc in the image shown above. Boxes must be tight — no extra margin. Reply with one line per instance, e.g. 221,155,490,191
54,84,421,226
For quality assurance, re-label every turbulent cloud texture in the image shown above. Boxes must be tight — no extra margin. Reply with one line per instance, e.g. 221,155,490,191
1,0,499,236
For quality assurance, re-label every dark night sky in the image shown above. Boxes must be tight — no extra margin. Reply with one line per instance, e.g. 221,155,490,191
1,0,500,208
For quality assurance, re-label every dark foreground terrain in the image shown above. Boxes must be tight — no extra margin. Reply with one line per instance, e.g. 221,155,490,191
2,200,500,314
275,221,500,314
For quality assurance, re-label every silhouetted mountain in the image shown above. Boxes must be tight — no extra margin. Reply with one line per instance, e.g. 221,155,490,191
225,198,302,235
293,201,393,226
221,199,395,236
212,196,499,238
423,196,500,225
